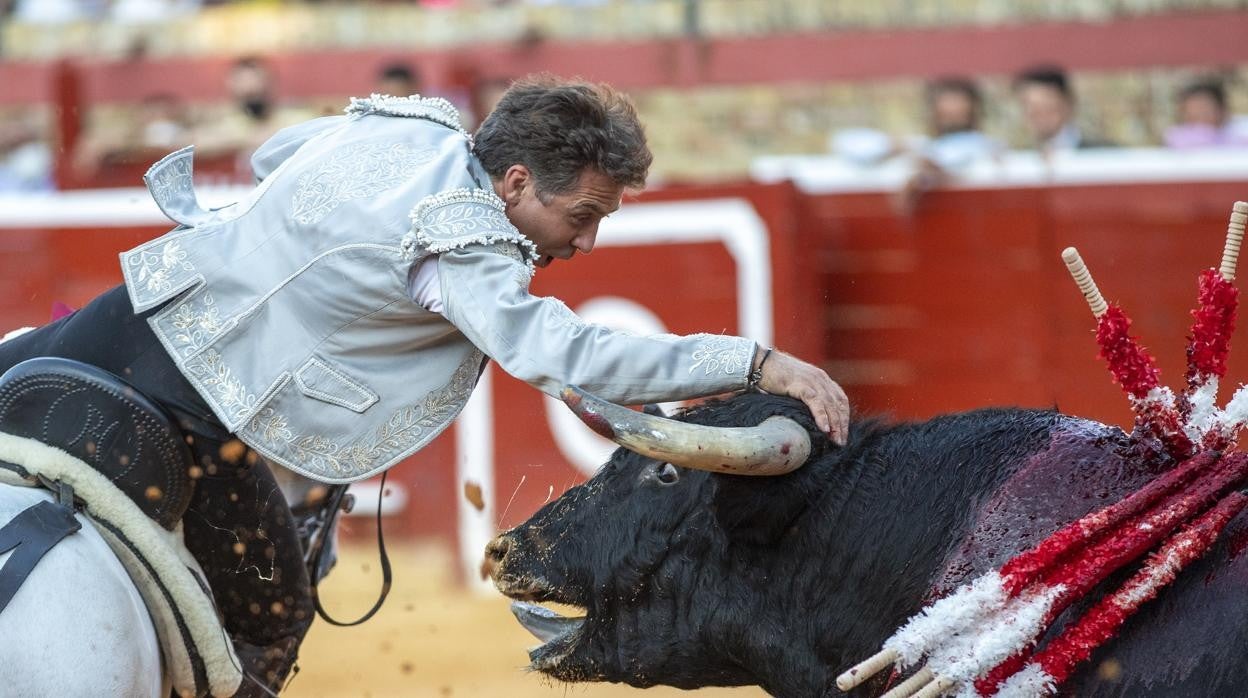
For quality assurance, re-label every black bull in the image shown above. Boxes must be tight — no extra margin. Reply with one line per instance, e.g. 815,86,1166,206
485,393,1248,697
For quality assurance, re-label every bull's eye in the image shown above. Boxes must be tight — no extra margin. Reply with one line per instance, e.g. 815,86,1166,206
654,462,680,485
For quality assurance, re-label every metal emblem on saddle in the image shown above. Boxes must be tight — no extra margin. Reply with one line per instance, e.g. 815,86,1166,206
0,358,241,698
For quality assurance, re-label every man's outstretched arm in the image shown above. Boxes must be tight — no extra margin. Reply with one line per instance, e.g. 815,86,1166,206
436,243,850,443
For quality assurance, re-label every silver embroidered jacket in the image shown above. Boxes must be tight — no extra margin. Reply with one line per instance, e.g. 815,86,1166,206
120,95,755,483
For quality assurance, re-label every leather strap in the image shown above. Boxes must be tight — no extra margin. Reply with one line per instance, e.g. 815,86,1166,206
0,499,81,615
307,471,392,627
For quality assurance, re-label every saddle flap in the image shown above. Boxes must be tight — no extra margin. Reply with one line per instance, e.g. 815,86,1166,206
0,358,194,530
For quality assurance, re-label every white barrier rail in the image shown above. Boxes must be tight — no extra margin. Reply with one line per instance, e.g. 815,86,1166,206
751,147,1248,195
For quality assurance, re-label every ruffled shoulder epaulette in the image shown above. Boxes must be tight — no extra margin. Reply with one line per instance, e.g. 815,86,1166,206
344,93,467,136
402,188,538,276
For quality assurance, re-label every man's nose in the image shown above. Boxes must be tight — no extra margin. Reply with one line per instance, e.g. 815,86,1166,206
572,228,597,255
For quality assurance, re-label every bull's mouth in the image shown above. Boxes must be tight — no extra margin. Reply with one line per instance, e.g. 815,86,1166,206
493,575,592,675
509,600,587,669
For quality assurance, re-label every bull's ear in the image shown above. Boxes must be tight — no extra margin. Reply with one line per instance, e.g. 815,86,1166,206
642,403,666,418
710,465,824,545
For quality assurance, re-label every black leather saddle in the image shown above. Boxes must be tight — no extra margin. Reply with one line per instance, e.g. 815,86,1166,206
0,357,193,530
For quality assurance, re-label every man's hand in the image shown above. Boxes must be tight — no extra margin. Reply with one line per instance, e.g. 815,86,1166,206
754,348,850,446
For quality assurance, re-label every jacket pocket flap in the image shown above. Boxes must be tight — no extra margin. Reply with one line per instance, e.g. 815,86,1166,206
294,357,379,413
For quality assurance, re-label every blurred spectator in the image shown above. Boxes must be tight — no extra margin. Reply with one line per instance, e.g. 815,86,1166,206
376,62,422,97
194,56,316,167
11,0,99,23
1164,79,1248,149
828,127,897,166
1013,65,1115,152
0,117,53,193
917,76,1001,170
136,92,193,149
894,77,1001,215
74,92,194,180
110,0,199,23
229,56,275,124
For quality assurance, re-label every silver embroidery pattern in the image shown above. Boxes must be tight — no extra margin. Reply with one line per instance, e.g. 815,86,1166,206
146,151,193,207
255,410,294,445
185,349,260,426
291,142,436,225
489,242,524,264
164,291,227,357
125,239,195,297
689,334,752,378
402,188,538,275
545,298,586,331
248,350,482,477
489,242,534,287
344,93,467,136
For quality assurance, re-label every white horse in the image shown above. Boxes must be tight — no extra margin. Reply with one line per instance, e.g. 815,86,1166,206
0,442,329,698
0,483,167,697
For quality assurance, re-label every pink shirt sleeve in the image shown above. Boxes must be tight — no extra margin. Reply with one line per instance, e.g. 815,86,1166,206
406,255,445,315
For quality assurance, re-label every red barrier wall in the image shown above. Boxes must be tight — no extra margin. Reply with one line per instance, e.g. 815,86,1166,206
809,181,1248,426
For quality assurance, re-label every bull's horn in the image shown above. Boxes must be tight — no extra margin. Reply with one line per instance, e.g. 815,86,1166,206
559,386,812,476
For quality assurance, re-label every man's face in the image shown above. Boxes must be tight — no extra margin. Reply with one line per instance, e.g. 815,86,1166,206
228,65,271,102
1017,83,1073,143
1180,93,1225,128
930,90,976,136
377,77,416,98
498,167,623,268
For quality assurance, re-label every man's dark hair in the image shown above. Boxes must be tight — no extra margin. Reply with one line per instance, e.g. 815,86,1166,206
927,77,982,106
1014,65,1073,100
378,62,417,85
1179,79,1227,112
231,55,268,73
473,75,652,198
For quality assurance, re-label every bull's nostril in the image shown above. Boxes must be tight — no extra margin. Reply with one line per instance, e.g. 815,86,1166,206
481,536,513,582
485,535,511,562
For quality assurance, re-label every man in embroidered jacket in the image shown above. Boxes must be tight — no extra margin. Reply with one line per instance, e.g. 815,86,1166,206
0,76,848,695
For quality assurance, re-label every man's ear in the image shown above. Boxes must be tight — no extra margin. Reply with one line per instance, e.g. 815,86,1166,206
500,164,532,206
710,465,823,546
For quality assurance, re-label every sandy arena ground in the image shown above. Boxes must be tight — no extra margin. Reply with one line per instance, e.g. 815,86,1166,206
288,542,761,698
